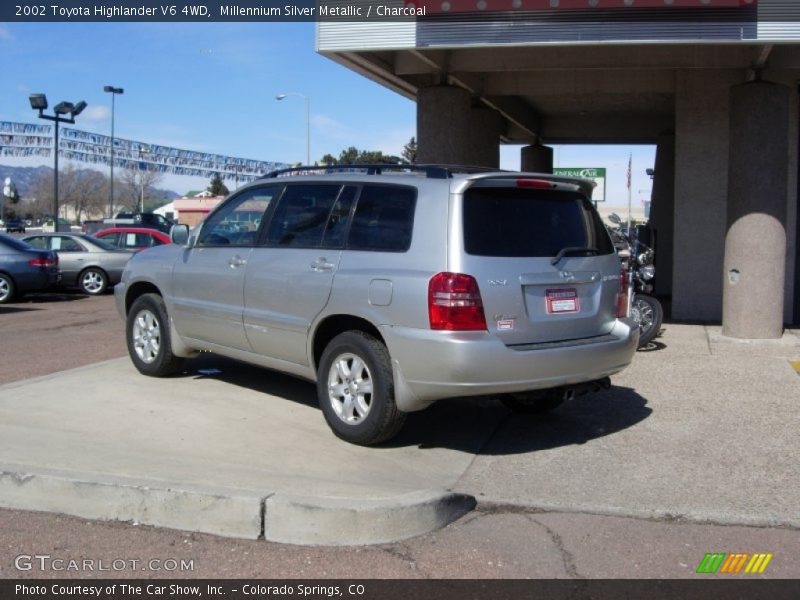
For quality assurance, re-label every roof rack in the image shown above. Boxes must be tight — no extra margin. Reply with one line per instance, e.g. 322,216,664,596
260,164,505,180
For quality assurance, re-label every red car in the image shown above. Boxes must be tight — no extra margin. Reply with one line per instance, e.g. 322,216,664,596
93,227,171,252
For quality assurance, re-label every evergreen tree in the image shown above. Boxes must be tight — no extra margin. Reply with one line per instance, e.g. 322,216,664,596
402,137,417,163
208,173,230,196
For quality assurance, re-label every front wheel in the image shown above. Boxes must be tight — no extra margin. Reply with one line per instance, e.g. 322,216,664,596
0,273,15,304
126,293,183,377
79,267,108,295
631,293,663,348
317,331,406,446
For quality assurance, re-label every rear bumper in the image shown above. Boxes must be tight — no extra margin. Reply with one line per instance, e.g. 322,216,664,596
15,268,61,293
382,319,639,412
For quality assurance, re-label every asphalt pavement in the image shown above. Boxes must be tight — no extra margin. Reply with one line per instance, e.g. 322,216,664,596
0,294,798,578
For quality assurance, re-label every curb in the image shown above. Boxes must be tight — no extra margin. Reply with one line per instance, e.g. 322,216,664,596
265,490,477,546
0,464,476,545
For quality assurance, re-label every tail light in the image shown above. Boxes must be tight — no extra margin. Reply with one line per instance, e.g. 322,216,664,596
29,255,58,268
616,268,629,318
428,272,487,331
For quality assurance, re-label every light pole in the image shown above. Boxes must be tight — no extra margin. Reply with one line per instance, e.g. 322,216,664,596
29,94,87,231
138,144,150,213
104,86,123,218
276,92,310,165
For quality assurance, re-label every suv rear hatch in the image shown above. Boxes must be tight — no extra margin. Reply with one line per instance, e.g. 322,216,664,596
454,177,619,346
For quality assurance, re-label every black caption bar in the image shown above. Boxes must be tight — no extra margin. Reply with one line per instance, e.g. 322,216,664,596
2,580,800,600
2,1,425,22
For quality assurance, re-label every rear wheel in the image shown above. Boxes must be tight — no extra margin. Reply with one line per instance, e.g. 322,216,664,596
317,331,406,445
78,267,108,295
0,273,15,304
126,293,183,377
500,389,567,414
632,293,663,348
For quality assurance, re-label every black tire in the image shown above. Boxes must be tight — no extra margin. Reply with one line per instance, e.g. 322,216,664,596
0,273,15,304
78,267,108,295
126,293,183,377
500,389,566,414
632,293,663,348
317,331,406,446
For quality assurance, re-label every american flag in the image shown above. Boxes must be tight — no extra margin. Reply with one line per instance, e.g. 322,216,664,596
626,153,632,191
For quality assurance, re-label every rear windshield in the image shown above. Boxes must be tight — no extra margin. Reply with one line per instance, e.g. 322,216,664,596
0,235,34,252
463,188,614,258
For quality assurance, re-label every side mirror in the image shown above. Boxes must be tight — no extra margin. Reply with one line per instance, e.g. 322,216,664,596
609,213,622,224
170,224,190,246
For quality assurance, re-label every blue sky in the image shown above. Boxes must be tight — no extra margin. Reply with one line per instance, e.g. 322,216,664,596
0,22,654,204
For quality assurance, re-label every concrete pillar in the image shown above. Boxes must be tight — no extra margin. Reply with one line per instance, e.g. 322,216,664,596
722,81,789,339
673,70,739,322
647,133,675,298
468,107,501,169
417,86,500,168
520,144,554,173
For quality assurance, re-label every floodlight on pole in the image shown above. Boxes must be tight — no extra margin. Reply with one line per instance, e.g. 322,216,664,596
29,93,87,231
104,86,124,217
275,92,310,165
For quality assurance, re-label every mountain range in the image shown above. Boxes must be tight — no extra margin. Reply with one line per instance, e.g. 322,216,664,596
0,164,180,200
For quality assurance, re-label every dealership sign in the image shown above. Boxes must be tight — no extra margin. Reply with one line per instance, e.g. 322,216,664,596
554,167,606,202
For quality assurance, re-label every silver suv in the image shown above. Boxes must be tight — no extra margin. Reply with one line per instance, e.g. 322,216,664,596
116,165,638,445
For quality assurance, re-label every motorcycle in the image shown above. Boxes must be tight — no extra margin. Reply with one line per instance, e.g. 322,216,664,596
608,213,663,348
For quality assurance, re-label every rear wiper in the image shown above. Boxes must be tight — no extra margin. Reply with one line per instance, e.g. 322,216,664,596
551,246,599,266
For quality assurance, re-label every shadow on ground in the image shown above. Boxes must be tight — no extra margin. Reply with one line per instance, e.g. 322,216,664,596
15,291,89,304
176,353,652,456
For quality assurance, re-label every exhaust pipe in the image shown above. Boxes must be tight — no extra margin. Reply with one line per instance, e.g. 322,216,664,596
562,377,611,400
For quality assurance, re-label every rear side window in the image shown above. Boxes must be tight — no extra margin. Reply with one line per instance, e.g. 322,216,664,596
267,184,342,247
347,185,415,252
463,188,614,257
99,232,121,246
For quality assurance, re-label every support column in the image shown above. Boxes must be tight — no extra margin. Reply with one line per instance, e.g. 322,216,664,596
673,70,738,322
647,133,675,298
722,81,789,338
417,86,500,168
520,144,554,173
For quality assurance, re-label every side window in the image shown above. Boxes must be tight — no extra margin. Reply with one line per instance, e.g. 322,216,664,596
54,237,84,252
100,232,121,247
348,185,416,252
150,235,165,247
25,236,48,250
123,233,145,249
266,184,343,247
320,186,357,249
197,186,278,247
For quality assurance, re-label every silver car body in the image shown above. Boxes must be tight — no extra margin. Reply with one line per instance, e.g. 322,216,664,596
116,170,638,412
23,232,132,289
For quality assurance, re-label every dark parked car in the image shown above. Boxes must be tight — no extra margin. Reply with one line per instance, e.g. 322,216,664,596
5,218,26,234
22,232,133,295
0,233,60,304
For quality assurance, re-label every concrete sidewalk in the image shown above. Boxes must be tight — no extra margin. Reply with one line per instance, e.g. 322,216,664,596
0,324,797,545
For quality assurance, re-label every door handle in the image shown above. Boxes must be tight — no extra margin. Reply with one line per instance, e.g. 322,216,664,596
310,257,335,272
228,255,247,268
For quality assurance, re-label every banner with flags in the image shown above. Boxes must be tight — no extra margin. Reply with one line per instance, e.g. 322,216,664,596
0,120,287,182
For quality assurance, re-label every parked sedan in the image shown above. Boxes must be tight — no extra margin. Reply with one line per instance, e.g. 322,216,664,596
94,227,171,252
22,232,132,295
0,233,60,304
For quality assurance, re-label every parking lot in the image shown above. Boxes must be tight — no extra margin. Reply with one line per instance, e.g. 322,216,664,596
1,293,799,578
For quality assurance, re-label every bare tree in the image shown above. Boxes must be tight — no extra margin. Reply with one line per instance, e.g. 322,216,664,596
117,167,164,213
62,166,108,223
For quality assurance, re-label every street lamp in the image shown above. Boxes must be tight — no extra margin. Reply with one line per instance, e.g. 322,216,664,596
29,93,87,231
104,86,124,218
276,92,310,165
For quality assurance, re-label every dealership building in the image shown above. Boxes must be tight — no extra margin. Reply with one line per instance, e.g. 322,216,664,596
318,0,800,337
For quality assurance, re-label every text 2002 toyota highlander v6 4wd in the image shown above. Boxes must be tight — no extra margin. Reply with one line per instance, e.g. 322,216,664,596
116,165,638,445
